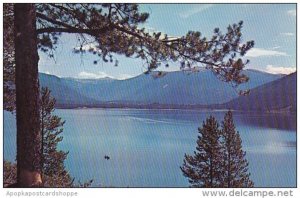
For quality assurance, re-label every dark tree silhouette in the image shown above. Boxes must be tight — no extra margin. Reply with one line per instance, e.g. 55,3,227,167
4,88,79,187
4,161,17,187
181,116,223,187
181,112,253,188
3,3,15,112
221,111,254,187
14,4,42,187
6,3,254,186
40,87,74,187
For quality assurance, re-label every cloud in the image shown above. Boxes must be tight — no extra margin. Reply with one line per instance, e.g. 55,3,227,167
265,65,296,75
287,9,296,16
78,71,134,80
280,32,294,36
245,48,288,57
78,71,113,79
179,5,214,18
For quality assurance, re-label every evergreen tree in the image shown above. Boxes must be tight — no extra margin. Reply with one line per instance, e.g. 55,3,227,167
40,87,74,187
4,87,74,187
221,111,254,187
181,112,253,188
181,116,223,187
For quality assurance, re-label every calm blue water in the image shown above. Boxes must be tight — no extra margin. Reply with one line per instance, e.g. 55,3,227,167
4,109,296,187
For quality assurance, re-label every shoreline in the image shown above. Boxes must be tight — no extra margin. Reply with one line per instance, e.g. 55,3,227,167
54,104,296,114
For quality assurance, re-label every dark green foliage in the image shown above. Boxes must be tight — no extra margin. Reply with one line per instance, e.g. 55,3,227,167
75,180,94,188
180,116,223,187
40,87,73,187
4,88,93,187
4,160,74,187
4,161,17,187
3,3,15,112
4,161,93,187
221,111,254,187
181,111,253,187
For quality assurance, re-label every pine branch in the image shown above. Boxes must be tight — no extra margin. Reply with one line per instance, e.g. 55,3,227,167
36,27,106,34
36,12,112,35
36,12,75,29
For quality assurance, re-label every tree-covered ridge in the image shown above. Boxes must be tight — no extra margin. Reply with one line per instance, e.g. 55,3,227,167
37,70,282,107
223,72,297,112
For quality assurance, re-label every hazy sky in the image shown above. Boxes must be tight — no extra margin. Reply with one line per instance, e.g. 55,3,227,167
38,4,297,79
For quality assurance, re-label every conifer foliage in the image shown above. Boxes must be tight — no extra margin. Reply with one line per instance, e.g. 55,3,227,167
4,87,74,187
181,111,253,187
3,3,15,112
40,87,73,187
221,111,254,187
181,116,223,187
4,161,17,187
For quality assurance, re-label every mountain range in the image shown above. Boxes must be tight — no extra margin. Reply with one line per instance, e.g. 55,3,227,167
222,72,296,112
39,69,295,111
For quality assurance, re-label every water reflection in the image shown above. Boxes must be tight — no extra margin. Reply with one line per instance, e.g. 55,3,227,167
237,112,296,131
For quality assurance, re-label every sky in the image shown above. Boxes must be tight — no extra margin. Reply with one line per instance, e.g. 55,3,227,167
38,4,297,79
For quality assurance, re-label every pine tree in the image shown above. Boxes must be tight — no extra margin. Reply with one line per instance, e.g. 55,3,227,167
221,111,254,187
40,87,74,187
181,116,223,187
4,87,95,187
181,112,253,188
4,88,74,187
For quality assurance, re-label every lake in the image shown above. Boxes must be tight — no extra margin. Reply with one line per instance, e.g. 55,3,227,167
4,109,296,187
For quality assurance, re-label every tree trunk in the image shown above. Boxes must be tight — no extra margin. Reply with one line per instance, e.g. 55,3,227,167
14,3,42,187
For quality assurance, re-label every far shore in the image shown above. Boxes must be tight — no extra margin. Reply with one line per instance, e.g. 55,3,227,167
54,103,295,114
